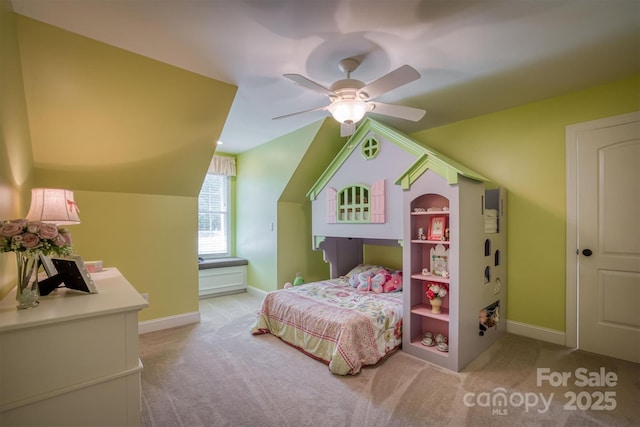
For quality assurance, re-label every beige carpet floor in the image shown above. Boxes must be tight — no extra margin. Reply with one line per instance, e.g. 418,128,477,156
139,290,639,427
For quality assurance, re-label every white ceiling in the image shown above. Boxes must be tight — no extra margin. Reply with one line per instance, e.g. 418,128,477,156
11,0,640,154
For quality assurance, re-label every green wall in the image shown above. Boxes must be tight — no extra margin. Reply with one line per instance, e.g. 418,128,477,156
0,1,34,298
70,191,198,319
237,119,344,291
363,245,403,271
409,74,639,331
277,119,347,286
17,16,235,197
2,0,638,334
1,10,236,321
238,74,638,333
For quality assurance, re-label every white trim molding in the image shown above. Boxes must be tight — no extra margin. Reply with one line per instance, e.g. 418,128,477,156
138,311,201,335
506,320,566,346
247,285,268,297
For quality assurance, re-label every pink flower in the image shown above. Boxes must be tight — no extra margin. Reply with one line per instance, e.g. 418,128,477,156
58,229,72,245
1,219,73,256
394,320,403,339
18,233,40,249
0,222,24,237
52,234,68,247
36,223,59,239
426,282,449,300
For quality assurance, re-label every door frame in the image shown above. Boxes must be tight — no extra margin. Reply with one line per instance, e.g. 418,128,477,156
565,111,640,348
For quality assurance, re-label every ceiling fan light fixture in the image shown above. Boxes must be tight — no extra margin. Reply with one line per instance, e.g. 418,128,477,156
328,99,369,124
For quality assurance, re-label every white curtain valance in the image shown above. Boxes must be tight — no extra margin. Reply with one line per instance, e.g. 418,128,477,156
208,155,236,176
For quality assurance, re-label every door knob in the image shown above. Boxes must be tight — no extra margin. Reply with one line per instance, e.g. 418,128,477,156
582,249,593,257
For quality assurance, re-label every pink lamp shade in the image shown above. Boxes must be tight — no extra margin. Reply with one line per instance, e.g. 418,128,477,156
26,188,81,225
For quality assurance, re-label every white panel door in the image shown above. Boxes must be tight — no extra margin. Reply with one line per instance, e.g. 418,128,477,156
577,117,640,363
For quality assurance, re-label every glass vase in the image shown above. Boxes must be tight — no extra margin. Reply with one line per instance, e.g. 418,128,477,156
15,252,40,309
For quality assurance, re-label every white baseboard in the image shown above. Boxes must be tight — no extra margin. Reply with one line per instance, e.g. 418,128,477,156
138,311,201,335
247,285,268,297
506,320,567,346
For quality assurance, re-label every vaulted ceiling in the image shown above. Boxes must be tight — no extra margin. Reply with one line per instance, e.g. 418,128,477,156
11,0,640,153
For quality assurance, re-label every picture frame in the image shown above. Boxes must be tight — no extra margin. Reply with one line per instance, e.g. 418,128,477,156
430,243,449,277
431,255,448,276
39,253,57,277
51,255,98,294
427,215,447,241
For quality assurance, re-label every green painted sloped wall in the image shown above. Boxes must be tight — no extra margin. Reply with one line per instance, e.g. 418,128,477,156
14,15,236,321
0,1,35,299
17,15,236,197
237,119,344,291
277,119,345,287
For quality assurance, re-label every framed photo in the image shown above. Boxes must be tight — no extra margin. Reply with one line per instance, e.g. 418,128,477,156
39,253,57,277
51,255,98,294
427,216,447,241
431,255,448,276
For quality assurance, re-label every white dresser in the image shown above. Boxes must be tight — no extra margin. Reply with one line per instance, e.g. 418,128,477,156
0,268,148,426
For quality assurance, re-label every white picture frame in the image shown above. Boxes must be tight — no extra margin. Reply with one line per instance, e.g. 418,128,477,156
39,253,57,277
51,255,98,294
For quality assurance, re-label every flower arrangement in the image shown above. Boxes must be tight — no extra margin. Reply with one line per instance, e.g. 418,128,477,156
0,219,73,256
1,219,74,309
425,282,448,300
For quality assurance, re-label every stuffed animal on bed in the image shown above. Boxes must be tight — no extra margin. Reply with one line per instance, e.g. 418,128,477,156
349,274,360,288
382,271,403,293
357,269,388,293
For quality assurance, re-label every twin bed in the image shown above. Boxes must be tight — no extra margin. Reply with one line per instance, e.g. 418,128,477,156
251,266,403,375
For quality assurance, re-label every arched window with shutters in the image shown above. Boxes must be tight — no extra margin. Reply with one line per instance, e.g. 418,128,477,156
327,180,386,224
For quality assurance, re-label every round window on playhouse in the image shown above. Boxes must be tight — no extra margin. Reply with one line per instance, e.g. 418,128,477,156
361,137,380,160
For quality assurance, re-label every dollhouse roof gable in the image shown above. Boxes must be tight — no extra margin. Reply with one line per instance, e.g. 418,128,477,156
307,118,488,200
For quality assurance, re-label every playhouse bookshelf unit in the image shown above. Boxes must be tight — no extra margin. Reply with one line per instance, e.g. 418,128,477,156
407,193,454,365
402,169,507,372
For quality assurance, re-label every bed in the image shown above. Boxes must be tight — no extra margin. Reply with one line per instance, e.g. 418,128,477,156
251,265,403,375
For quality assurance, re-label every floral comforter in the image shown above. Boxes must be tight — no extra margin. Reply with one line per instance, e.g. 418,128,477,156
251,278,403,375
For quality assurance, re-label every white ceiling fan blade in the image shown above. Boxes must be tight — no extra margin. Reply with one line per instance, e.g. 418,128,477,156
357,65,420,100
369,102,426,122
272,105,328,120
283,74,336,96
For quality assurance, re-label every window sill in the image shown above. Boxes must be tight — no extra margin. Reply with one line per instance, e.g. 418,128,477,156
198,257,248,270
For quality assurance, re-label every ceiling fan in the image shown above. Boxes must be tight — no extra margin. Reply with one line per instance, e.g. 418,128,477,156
274,57,426,136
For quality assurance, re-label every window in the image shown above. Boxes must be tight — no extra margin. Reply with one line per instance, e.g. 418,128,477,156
198,173,230,257
331,180,385,224
361,137,380,159
337,185,370,223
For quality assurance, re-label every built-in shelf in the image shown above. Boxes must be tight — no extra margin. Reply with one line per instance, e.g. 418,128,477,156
410,274,450,284
411,211,450,216
410,303,450,321
404,180,507,372
410,239,450,245
409,340,450,357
